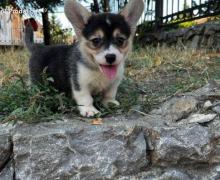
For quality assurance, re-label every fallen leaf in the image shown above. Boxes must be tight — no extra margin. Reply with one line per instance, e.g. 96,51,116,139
154,56,162,66
90,118,103,125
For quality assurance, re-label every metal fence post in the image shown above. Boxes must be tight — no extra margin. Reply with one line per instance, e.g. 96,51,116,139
155,0,163,31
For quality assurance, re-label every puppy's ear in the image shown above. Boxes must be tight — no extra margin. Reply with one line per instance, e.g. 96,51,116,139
120,0,144,33
65,0,91,37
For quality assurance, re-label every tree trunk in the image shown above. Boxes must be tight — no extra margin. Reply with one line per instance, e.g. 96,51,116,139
103,0,110,12
42,11,51,45
92,0,99,13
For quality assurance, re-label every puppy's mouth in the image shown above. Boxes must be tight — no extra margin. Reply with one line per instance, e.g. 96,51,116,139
99,64,118,80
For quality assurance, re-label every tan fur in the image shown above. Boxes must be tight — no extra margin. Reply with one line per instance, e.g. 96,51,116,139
112,28,133,54
89,29,104,39
81,28,132,60
113,29,127,38
118,38,132,54
79,37,103,68
87,29,105,50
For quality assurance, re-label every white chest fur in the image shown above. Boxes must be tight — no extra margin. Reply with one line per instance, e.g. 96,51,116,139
77,63,124,93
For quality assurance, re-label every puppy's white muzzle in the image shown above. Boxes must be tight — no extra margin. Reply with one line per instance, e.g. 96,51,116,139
94,45,124,66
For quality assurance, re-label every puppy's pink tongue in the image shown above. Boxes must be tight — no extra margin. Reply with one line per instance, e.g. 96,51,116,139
100,65,117,79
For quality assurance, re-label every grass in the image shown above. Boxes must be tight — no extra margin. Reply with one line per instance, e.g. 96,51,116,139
0,76,78,123
127,46,220,111
0,48,29,85
0,46,220,123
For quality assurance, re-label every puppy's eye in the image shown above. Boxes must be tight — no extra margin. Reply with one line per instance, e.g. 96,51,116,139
90,38,103,48
114,37,126,47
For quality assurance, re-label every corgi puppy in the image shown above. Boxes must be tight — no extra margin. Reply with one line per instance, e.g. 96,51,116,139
26,0,144,117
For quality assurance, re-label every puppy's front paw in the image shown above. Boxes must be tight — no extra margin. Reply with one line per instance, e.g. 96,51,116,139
102,99,120,107
78,106,100,117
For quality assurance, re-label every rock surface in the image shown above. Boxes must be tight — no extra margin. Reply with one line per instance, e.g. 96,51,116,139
1,81,220,179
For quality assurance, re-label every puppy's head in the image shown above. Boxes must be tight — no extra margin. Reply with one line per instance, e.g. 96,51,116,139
65,0,144,79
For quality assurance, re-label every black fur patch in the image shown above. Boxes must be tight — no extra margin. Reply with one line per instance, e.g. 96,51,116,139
82,13,131,45
29,44,81,94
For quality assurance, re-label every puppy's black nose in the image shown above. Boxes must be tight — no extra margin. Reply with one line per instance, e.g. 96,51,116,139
105,54,116,64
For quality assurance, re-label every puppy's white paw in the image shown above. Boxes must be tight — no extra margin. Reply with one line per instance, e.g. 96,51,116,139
102,99,120,107
79,106,100,117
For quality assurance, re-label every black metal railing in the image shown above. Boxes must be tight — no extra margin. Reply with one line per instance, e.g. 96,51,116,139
141,0,220,30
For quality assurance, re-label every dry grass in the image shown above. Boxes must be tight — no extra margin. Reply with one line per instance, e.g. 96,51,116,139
127,46,219,81
0,48,29,85
126,46,220,111
1,46,219,84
